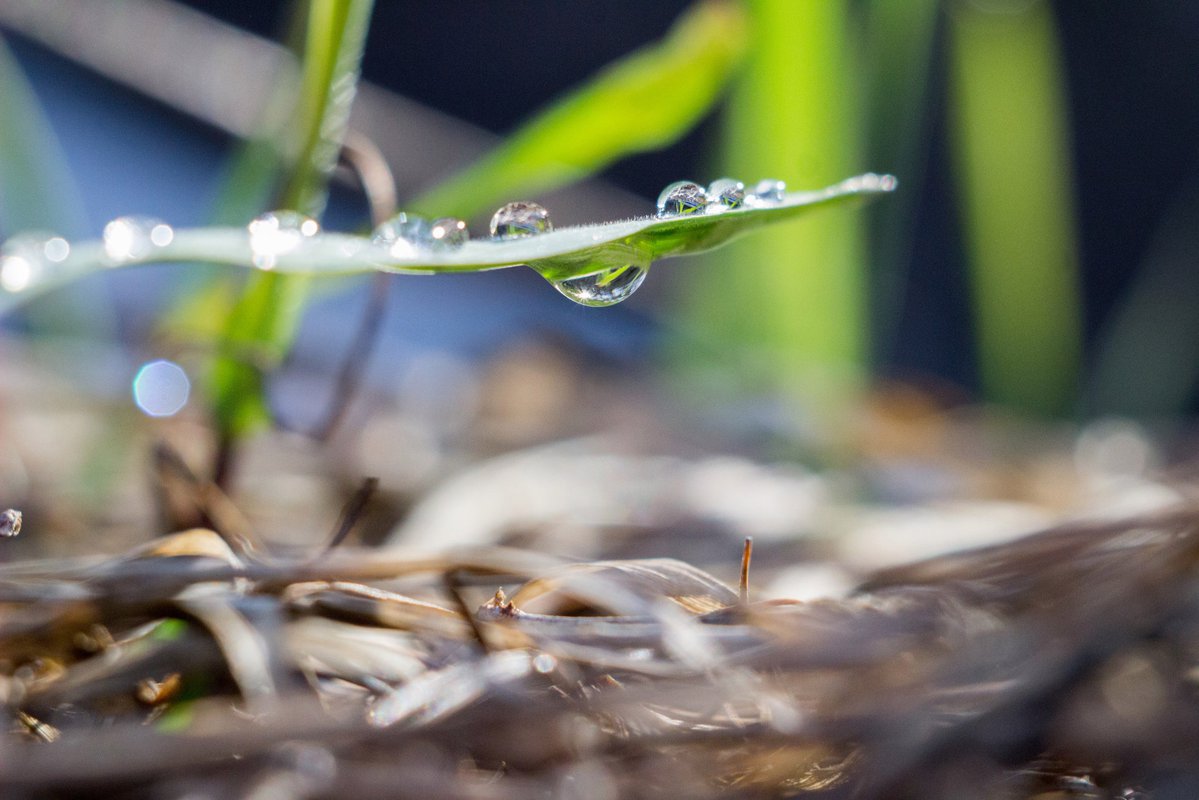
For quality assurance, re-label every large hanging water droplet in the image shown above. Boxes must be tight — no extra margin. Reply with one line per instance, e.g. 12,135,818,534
248,210,319,269
372,212,430,258
428,217,469,249
745,178,787,206
552,264,647,307
103,216,174,263
706,178,745,210
489,201,552,239
656,181,708,217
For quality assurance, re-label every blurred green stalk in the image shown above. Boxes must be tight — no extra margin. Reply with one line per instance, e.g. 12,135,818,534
685,0,865,404
949,1,1081,416
209,0,374,449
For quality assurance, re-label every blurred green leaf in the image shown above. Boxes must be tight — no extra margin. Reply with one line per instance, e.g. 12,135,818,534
414,0,748,219
0,175,895,313
949,1,1081,416
681,0,866,406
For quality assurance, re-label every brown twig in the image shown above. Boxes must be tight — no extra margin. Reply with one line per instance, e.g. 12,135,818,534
739,536,753,605
309,132,398,442
322,477,380,553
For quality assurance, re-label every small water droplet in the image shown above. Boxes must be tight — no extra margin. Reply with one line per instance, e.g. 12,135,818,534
0,236,48,293
428,217,469,249
42,237,70,263
706,178,745,210
248,211,319,269
489,201,552,239
0,509,21,538
372,212,430,258
132,359,191,417
656,181,708,217
532,653,557,674
552,264,647,307
746,178,787,206
103,217,174,263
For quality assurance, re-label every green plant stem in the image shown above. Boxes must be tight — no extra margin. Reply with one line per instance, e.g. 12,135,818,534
209,0,374,456
683,0,865,405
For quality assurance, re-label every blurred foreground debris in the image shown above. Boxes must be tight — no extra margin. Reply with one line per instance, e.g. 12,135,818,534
0,509,1198,797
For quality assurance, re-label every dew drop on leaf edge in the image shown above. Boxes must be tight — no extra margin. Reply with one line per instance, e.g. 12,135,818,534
103,216,174,263
552,264,647,307
489,201,553,239
428,217,469,249
247,210,320,269
746,178,787,206
656,181,708,217
706,178,745,210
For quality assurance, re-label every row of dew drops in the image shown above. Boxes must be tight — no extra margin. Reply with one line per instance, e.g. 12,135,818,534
0,177,789,308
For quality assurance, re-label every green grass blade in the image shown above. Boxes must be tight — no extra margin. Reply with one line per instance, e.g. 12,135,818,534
681,0,865,403
0,174,894,312
413,0,747,219
949,2,1081,416
210,0,375,438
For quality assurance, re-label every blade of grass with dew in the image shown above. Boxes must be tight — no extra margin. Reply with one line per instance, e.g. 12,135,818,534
0,175,895,312
208,0,374,442
680,0,865,407
949,2,1081,416
412,0,747,219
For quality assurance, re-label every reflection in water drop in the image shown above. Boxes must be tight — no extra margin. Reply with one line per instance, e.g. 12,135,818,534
103,217,174,263
372,212,430,258
746,178,787,206
0,237,47,293
552,264,647,307
132,359,191,417
706,178,745,210
248,211,319,269
428,217,469,249
42,237,70,263
656,181,708,217
489,201,552,239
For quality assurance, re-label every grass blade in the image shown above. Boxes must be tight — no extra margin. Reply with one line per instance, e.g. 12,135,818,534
680,0,867,405
0,174,895,313
949,2,1081,416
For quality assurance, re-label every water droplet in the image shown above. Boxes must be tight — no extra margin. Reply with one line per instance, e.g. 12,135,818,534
552,264,647,307
489,201,552,239
656,181,708,217
428,217,469,249
0,236,48,293
532,653,557,674
706,178,745,210
42,237,70,263
103,217,174,263
372,212,430,258
247,211,319,269
132,359,190,417
746,178,787,206
0,509,21,538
